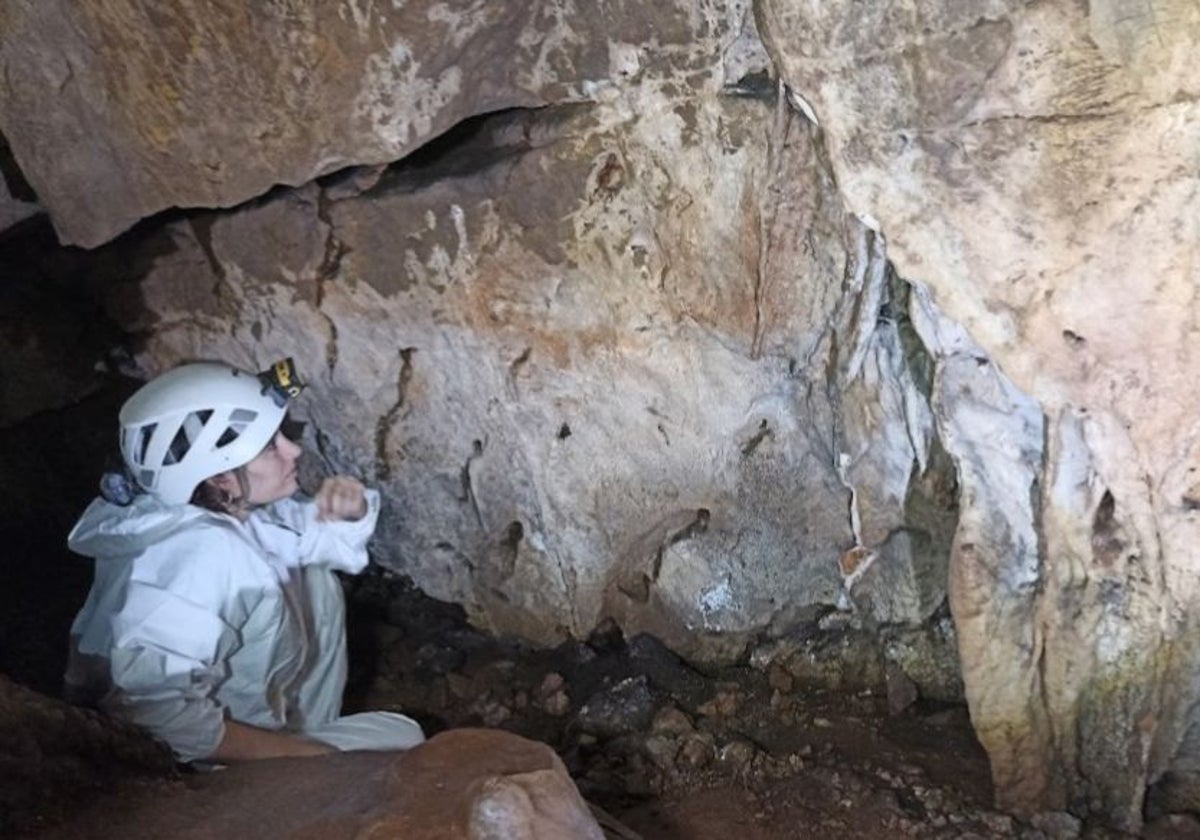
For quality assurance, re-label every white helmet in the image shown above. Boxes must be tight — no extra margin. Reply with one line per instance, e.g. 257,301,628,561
119,361,297,505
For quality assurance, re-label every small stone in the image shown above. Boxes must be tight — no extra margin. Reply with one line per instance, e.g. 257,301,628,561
540,690,570,717
535,672,571,716
536,672,565,696
642,734,679,771
698,688,741,718
651,706,695,737
575,675,657,738
980,813,1015,834
1029,811,1082,839
885,660,918,715
678,732,715,769
768,664,794,693
470,696,513,729
716,739,757,775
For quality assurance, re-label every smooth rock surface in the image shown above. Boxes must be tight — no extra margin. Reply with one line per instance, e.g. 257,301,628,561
35,727,603,840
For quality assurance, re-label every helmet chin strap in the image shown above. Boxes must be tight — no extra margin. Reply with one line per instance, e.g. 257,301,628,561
226,466,255,514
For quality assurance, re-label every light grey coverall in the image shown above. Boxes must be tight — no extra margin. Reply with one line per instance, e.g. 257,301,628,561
65,488,423,761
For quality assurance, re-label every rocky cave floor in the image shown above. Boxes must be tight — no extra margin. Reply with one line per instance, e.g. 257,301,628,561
335,570,1197,840
4,566,1200,839
7,556,1200,835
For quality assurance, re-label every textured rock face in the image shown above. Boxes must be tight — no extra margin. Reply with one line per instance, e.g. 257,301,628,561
106,89,954,669
0,674,174,835
757,0,1200,829
0,0,738,247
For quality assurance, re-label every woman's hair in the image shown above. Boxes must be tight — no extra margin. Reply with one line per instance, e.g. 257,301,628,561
189,466,252,515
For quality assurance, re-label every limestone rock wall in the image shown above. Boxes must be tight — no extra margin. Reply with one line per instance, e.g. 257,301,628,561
106,51,954,672
757,0,1200,829
0,0,738,247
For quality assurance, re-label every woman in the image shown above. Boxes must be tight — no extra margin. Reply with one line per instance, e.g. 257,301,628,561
65,359,424,762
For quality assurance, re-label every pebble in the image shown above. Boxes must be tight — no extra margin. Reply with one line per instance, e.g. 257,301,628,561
651,706,695,737
1029,811,1081,839
576,675,657,738
534,673,571,716
540,690,570,716
678,732,715,769
642,735,680,771
768,664,794,693
716,739,757,775
980,813,1015,834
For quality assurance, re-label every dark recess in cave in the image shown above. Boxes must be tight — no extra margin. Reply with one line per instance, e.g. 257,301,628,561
0,132,39,204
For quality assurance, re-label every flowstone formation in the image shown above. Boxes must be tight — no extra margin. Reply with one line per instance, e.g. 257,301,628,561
2,0,1195,831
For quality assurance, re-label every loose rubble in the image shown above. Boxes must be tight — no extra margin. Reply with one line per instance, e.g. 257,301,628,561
338,569,1198,839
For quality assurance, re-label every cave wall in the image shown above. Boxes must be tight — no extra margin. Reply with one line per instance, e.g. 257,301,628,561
2,0,1198,830
89,14,957,671
757,0,1200,828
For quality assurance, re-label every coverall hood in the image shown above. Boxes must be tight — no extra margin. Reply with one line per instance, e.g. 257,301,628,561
68,495,215,561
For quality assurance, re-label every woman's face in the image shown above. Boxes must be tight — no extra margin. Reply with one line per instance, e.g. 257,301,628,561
242,430,302,506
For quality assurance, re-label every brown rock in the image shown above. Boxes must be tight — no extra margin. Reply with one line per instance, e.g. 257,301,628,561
885,661,919,716
768,663,795,693
650,706,695,737
678,732,716,770
43,729,604,840
0,1,739,247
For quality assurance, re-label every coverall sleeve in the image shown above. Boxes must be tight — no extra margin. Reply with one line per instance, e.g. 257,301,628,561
105,529,248,762
268,489,381,573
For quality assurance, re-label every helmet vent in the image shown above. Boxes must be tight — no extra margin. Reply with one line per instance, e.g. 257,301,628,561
132,424,157,466
165,410,213,465
216,408,261,449
165,425,192,466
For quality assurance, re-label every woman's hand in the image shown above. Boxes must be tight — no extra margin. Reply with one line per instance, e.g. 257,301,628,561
211,721,335,762
315,476,369,522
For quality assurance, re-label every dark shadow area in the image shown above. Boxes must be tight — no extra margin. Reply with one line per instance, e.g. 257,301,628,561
0,380,138,695
317,103,589,199
0,208,173,694
0,132,39,203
